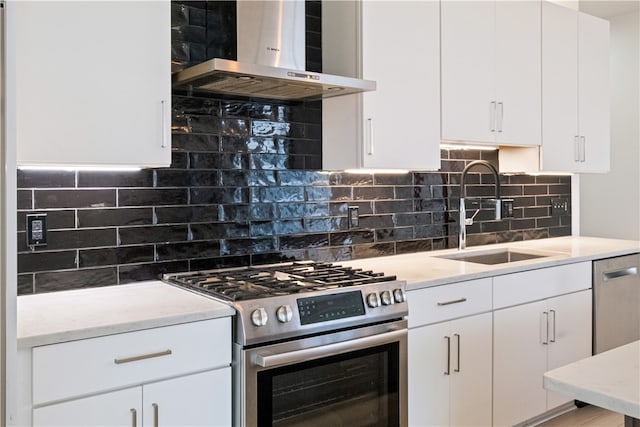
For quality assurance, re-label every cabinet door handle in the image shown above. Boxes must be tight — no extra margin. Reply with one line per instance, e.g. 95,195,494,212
161,99,169,148
130,408,137,427
580,136,586,162
541,312,549,345
549,310,556,343
496,102,504,133
574,136,580,162
114,349,172,365
489,101,497,132
444,336,451,375
437,298,467,306
604,267,638,281
454,333,461,373
366,118,374,155
152,403,159,427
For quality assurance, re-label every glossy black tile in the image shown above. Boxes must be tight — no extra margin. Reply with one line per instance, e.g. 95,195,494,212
35,267,118,293
18,170,75,188
190,255,250,271
351,242,396,259
119,189,188,207
524,185,549,196
78,170,153,188
280,234,329,250
18,229,117,252
155,205,218,224
221,237,276,256
191,222,249,239
156,170,219,187
358,215,395,229
396,239,433,254
220,170,277,187
118,225,189,245
172,134,219,152
157,240,221,261
18,251,77,274
78,208,152,228
375,200,415,214
79,246,154,268
376,227,413,242
329,230,374,246
35,189,116,209
329,173,373,186
173,95,220,116
18,274,34,295
17,190,32,210
189,152,248,170
119,261,189,284
396,212,432,227
190,187,249,204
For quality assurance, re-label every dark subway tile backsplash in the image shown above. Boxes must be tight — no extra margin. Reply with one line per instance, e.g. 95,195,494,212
15,1,572,294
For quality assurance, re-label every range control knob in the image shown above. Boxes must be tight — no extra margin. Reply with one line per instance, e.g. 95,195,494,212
251,308,268,327
380,290,394,306
366,293,381,308
393,288,406,303
276,305,293,323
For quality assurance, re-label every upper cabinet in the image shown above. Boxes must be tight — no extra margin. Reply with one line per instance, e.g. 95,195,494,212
441,1,541,147
14,1,171,168
499,2,610,173
322,0,441,170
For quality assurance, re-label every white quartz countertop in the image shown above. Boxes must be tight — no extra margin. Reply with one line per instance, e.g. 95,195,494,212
543,341,640,419
341,236,640,290
17,280,235,348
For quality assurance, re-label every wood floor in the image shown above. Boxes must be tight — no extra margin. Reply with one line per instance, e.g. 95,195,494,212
538,405,624,427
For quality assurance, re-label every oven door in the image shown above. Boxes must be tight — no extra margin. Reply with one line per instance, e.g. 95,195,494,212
237,320,407,427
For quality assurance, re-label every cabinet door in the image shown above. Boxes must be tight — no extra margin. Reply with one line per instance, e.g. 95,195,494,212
449,313,492,427
143,368,231,427
33,388,141,427
360,0,440,170
441,1,495,144
495,0,541,146
546,290,592,409
578,12,610,172
493,300,548,426
540,1,579,171
408,321,451,427
15,1,171,168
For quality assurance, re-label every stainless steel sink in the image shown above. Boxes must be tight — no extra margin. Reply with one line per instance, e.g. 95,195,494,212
436,248,550,265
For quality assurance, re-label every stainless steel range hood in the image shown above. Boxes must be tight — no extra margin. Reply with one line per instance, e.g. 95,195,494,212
172,0,375,101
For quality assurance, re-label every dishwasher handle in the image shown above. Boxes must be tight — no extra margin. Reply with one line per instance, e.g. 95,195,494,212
603,267,638,281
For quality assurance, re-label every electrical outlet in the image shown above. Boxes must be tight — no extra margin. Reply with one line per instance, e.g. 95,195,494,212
27,214,47,247
551,198,570,216
348,206,359,229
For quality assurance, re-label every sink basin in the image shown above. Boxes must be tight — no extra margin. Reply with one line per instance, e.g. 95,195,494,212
436,248,550,265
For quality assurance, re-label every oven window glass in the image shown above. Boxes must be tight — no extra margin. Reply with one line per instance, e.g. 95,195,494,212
257,343,400,427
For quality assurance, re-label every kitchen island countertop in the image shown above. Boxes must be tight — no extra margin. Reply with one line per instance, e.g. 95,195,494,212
543,341,640,420
341,236,640,290
17,280,234,348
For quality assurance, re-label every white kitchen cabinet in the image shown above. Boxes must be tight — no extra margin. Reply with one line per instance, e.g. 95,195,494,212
24,318,232,427
408,278,492,427
33,369,230,427
14,1,171,168
441,0,541,147
499,3,610,173
493,290,592,426
322,0,440,170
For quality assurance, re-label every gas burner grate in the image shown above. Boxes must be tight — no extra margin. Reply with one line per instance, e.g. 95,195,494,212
163,261,397,301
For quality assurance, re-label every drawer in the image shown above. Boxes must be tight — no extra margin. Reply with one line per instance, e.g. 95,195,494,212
33,317,231,405
493,262,591,309
407,278,492,328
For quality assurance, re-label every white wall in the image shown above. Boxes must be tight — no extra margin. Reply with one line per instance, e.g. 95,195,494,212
580,9,640,239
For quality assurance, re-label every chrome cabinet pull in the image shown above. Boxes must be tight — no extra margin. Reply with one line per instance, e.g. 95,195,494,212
497,102,504,132
444,336,451,375
604,267,638,281
130,409,137,427
574,136,580,162
454,333,461,373
489,101,497,132
161,100,169,148
152,403,159,427
549,310,556,343
437,298,467,306
580,136,586,162
366,118,374,155
541,312,549,345
114,349,172,365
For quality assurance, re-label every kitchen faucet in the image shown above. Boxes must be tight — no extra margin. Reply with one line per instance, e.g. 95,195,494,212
458,160,511,250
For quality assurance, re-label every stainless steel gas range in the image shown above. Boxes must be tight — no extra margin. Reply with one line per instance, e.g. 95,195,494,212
163,261,408,427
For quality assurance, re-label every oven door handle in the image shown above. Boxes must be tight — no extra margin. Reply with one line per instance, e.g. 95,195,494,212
253,329,407,368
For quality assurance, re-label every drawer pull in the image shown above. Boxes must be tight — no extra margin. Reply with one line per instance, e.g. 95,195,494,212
130,408,137,427
437,298,467,306
152,403,159,427
604,267,638,281
114,349,172,365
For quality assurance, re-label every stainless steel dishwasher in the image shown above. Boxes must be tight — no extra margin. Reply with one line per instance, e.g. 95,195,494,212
593,253,640,354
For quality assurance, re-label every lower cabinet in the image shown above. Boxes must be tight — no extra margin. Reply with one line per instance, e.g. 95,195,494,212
409,312,492,427
33,369,231,427
493,290,592,426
